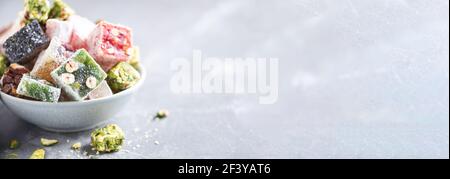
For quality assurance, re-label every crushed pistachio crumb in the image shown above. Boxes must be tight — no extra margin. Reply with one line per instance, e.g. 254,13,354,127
5,153,19,159
40,138,58,146
9,139,19,149
71,142,82,150
29,149,45,159
155,109,169,120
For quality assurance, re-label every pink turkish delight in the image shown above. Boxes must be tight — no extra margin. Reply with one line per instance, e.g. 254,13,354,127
87,21,133,71
67,15,95,51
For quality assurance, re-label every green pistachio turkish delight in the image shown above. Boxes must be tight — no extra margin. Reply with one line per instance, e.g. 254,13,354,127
48,0,74,21
24,0,51,25
127,46,140,70
16,74,61,102
90,124,124,153
51,49,107,101
106,62,140,93
0,54,8,76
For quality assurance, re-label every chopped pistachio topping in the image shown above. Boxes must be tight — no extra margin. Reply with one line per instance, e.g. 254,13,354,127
48,0,74,20
91,124,125,153
5,153,19,159
0,54,8,76
40,138,58,146
29,149,45,159
9,139,19,149
156,109,169,120
24,0,51,25
71,142,82,150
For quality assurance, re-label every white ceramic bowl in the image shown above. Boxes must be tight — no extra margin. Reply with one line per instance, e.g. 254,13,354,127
0,67,146,133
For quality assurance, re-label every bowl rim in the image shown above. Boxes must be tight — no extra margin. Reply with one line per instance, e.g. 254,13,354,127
0,65,147,106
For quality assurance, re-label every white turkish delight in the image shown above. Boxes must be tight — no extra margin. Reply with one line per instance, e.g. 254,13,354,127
45,19,73,46
51,49,107,101
88,81,113,100
31,38,67,83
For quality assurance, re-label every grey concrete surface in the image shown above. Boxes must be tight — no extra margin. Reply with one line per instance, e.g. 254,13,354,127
0,0,448,159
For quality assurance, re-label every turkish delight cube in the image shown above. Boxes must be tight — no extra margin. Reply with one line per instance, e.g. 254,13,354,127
3,20,50,64
106,62,140,93
31,38,68,83
88,81,113,100
46,19,73,46
87,21,133,71
67,15,95,51
48,0,74,21
1,63,30,96
51,49,107,101
127,46,140,70
16,74,61,102
90,124,124,153
23,0,51,25
0,54,8,76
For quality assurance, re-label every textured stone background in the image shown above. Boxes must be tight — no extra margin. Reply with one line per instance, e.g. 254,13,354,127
0,0,448,159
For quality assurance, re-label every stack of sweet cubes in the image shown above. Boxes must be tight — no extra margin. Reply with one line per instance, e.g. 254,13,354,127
0,0,141,103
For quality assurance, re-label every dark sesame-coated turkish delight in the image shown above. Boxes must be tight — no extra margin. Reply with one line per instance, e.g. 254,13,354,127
3,20,50,64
